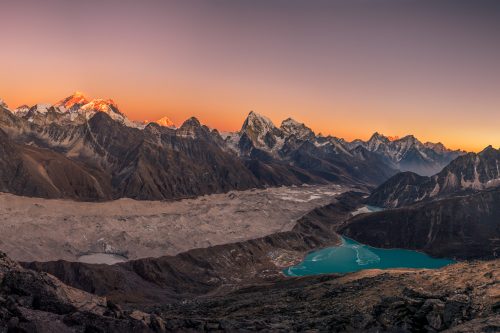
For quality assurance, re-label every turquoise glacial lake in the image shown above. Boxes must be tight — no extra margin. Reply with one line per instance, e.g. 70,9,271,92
284,237,455,276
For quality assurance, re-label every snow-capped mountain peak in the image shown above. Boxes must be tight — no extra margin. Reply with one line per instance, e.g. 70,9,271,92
54,93,124,122
76,98,130,124
240,111,285,152
12,105,30,117
242,111,277,133
31,103,52,115
81,99,119,114
280,117,301,127
397,134,418,144
176,117,205,138
154,116,175,128
367,132,390,151
56,92,90,110
424,142,447,154
6,93,140,128
280,118,314,140
370,132,388,140
0,99,8,110
351,132,464,176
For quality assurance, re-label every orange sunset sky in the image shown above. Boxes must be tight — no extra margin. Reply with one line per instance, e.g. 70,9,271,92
1,0,499,152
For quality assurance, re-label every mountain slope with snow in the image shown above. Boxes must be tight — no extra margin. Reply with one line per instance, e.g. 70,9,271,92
350,132,464,176
9,92,142,128
154,116,175,128
0,93,474,200
367,146,500,208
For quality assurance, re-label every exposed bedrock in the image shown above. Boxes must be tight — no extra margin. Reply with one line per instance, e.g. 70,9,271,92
342,187,500,260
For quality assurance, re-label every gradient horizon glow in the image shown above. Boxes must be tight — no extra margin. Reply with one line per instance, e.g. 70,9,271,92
1,0,499,152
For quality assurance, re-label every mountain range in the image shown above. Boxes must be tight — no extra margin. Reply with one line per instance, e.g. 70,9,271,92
1,93,499,332
348,132,464,176
367,145,500,208
0,93,473,201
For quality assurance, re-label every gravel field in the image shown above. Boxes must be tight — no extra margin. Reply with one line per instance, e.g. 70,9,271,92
0,185,347,262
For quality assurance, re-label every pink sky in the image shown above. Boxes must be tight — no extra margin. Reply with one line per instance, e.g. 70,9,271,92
1,0,499,151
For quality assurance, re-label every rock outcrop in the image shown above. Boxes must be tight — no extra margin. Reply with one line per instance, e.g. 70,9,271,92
0,252,163,332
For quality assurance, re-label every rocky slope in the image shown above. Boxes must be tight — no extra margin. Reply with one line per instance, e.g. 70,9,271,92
0,127,112,200
157,260,499,332
367,146,500,208
0,252,163,332
4,246,499,332
342,187,500,259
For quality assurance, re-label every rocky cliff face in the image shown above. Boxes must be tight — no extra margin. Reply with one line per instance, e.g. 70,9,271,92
343,187,500,259
367,146,500,208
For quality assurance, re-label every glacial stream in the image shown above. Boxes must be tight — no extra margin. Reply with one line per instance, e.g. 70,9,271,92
284,237,455,276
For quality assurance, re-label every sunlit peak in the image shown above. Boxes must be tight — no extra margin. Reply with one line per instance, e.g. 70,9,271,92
57,92,90,109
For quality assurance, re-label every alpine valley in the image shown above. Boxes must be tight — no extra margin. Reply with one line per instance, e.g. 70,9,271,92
0,93,498,332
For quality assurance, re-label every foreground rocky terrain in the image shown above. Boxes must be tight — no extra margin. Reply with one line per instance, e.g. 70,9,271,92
158,260,500,332
0,251,159,332
2,250,498,332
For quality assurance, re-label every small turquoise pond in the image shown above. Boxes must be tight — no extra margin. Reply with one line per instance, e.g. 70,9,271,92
284,237,455,276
